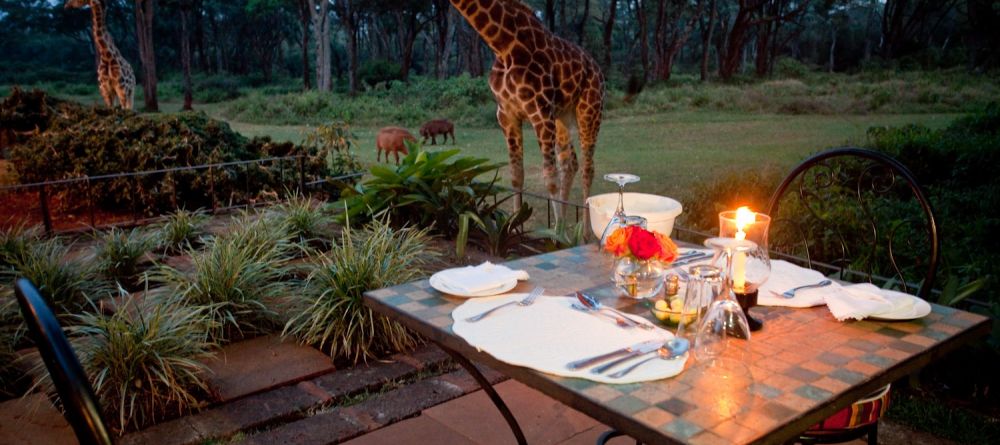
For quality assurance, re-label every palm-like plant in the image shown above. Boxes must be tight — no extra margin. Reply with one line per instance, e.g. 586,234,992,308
94,227,154,288
157,209,207,254
0,238,111,316
0,224,41,268
64,294,216,433
152,224,293,343
269,193,332,249
283,218,436,364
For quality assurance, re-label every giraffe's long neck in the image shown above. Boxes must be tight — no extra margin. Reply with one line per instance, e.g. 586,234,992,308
450,0,537,56
89,0,122,59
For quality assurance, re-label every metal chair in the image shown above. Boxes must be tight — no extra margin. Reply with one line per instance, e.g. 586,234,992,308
14,278,113,445
766,147,939,445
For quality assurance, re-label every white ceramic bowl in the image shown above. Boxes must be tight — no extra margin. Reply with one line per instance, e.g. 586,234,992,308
587,193,683,239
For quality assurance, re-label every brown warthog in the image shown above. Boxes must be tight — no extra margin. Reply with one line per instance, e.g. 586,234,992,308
419,119,455,145
376,127,416,165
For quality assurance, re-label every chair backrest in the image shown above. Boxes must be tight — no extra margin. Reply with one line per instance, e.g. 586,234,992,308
14,278,113,445
765,147,939,299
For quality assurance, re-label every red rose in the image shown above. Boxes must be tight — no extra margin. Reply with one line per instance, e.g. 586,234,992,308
627,228,660,260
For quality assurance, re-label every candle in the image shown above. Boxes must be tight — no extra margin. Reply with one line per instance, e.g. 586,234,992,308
733,206,755,293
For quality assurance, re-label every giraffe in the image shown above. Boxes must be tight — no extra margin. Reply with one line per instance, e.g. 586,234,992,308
450,0,605,222
65,0,136,110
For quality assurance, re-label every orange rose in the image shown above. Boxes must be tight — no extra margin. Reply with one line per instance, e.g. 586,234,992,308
603,227,630,256
653,232,679,263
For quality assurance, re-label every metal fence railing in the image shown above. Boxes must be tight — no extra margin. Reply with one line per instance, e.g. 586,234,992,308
0,155,364,235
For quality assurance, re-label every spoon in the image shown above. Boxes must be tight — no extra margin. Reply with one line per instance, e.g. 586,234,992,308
570,303,632,327
575,292,655,330
608,339,690,379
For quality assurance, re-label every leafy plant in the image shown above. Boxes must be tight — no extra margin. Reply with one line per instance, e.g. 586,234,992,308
62,294,216,433
532,220,587,251
157,209,207,254
0,223,41,268
0,238,110,316
94,227,154,289
338,148,504,234
302,121,364,177
151,226,292,343
269,193,332,248
0,298,24,397
462,199,533,257
283,218,436,363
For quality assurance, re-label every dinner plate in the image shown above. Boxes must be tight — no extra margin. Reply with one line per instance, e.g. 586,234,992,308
868,295,932,321
429,271,518,298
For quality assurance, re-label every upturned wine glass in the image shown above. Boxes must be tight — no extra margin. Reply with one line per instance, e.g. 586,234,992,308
599,173,640,247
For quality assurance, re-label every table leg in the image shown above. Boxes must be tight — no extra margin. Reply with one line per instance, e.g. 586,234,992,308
440,345,528,445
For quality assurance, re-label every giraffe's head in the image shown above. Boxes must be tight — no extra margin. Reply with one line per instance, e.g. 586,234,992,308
64,0,92,9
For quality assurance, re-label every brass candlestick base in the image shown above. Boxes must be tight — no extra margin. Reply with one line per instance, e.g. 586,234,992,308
734,290,763,332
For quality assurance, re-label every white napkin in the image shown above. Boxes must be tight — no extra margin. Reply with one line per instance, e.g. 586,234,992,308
436,262,530,294
452,294,687,384
757,260,836,308
824,283,915,321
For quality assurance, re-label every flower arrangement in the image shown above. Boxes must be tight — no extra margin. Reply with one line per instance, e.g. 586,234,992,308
604,226,679,263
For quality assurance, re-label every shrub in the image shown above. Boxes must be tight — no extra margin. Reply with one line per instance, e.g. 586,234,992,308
268,194,332,248
461,199,533,257
283,218,435,363
0,238,110,316
681,166,785,233
301,121,364,178
338,148,505,234
63,294,216,433
157,209,207,254
0,223,41,268
151,220,293,342
94,227,154,289
0,299,23,398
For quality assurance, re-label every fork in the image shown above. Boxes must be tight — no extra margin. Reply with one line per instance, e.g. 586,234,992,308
770,280,833,299
465,287,544,322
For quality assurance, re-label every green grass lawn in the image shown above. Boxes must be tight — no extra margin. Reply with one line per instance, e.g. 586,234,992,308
190,102,958,206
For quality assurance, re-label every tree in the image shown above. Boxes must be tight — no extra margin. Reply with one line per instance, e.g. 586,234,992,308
602,0,620,71
297,0,312,89
431,0,454,79
135,0,158,111
653,0,705,81
718,0,809,80
880,0,959,59
307,0,331,91
699,0,717,80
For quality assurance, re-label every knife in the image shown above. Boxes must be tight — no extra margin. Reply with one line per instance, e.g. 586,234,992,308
591,340,665,374
565,339,663,370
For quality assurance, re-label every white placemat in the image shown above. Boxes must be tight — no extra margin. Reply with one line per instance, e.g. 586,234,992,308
452,294,688,384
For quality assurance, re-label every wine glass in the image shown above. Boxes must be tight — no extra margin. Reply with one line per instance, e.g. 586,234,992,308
676,265,722,341
705,210,772,331
692,280,752,363
599,173,640,247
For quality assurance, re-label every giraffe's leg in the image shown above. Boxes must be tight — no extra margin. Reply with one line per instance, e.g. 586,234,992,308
97,70,114,108
497,107,525,210
528,114,561,223
555,118,579,221
577,96,603,239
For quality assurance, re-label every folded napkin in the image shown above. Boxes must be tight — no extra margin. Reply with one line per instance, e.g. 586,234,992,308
824,283,914,321
436,262,530,294
757,260,836,308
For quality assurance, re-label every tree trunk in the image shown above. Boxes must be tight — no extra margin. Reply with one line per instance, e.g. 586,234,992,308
546,0,556,30
700,0,717,81
299,0,311,90
578,0,590,46
602,0,618,71
828,25,837,73
194,0,207,71
635,0,648,79
308,0,331,91
180,2,192,110
719,2,754,81
345,12,358,94
134,0,158,112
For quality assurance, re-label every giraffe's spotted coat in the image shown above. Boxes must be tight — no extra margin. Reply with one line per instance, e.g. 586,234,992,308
66,0,135,110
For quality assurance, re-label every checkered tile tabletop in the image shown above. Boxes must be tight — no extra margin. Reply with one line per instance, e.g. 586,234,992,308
364,245,990,444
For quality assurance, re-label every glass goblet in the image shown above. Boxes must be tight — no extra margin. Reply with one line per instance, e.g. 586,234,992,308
599,173,640,247
693,281,752,363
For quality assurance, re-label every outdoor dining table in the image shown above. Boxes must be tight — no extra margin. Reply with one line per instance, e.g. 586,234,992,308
362,244,991,445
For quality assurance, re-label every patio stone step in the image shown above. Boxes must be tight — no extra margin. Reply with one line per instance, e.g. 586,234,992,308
203,335,336,402
240,365,507,445
120,343,452,445
0,393,76,445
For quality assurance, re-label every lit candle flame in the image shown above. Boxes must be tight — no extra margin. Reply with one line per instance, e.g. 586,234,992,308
732,206,755,292
734,206,755,240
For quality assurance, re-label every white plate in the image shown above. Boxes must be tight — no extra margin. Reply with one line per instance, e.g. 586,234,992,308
429,271,518,298
868,295,932,321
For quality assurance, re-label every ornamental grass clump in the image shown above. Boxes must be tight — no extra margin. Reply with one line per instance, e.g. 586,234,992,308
0,224,41,268
94,227,154,289
62,294,216,433
152,220,293,342
0,238,111,316
156,209,207,254
269,194,332,249
283,218,436,364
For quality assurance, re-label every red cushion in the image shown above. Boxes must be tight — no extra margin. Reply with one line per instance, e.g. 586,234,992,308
806,384,890,432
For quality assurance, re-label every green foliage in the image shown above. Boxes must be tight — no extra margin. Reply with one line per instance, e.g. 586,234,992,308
338,148,505,234
283,218,435,363
0,223,42,268
301,121,364,178
65,294,216,433
866,104,1000,305
463,199,533,257
94,227,154,288
681,167,784,233
358,59,403,88
532,220,587,251
268,194,332,248
887,391,1000,444
0,237,110,316
0,299,23,398
157,209,207,254
151,219,293,342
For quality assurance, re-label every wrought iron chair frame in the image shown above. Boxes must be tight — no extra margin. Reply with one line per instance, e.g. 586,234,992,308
14,278,113,445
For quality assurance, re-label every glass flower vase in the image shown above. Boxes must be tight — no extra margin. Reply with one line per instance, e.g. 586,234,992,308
613,257,667,299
